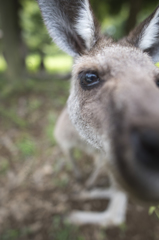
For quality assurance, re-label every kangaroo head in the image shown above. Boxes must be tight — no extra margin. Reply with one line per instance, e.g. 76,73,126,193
38,0,159,201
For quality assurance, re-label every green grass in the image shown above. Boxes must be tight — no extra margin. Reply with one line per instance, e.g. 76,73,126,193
45,112,58,146
0,77,69,100
1,227,33,240
0,106,27,128
44,55,72,73
50,216,85,240
0,159,9,175
1,229,20,240
16,134,36,157
0,73,72,238
28,98,42,111
1,229,19,240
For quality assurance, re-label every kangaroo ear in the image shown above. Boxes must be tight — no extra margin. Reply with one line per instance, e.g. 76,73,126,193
127,6,159,63
37,0,100,57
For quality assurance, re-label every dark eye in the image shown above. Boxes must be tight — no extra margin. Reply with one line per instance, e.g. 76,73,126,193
80,72,100,90
156,79,159,87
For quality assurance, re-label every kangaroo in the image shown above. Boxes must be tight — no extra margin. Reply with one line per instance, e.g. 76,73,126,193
37,0,159,226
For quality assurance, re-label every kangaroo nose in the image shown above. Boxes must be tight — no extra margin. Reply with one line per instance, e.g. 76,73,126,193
131,129,159,170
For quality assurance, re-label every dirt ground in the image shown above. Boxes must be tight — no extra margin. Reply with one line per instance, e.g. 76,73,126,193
0,77,159,240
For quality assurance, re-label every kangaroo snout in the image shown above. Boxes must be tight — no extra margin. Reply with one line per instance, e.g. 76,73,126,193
112,121,159,201
131,128,159,170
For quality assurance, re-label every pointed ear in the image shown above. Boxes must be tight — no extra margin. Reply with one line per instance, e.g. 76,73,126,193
37,0,100,57
127,6,159,63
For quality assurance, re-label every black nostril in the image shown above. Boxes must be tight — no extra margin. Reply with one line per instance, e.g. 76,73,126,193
131,129,159,170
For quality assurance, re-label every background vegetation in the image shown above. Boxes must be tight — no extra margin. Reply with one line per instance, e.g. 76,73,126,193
0,0,159,80
0,0,159,240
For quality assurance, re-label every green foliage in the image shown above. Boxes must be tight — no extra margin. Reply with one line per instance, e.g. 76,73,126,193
91,0,159,38
90,0,109,22
102,4,129,39
0,55,7,72
149,206,159,218
20,0,71,58
20,0,51,51
27,52,72,74
149,206,156,215
26,54,41,72
44,55,72,73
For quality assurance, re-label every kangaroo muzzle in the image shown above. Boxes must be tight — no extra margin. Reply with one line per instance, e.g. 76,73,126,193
108,84,159,202
131,128,159,171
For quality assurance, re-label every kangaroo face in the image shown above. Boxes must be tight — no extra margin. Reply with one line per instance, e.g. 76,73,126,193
68,43,159,149
38,0,159,201
68,43,159,200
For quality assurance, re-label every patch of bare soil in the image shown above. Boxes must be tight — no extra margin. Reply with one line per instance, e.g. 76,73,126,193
1,149,159,240
0,79,159,240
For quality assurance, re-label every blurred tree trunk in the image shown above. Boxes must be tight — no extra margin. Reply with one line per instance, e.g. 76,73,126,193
0,0,23,80
39,51,45,71
126,0,143,34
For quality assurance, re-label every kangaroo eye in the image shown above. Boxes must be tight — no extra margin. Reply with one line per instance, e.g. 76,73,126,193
80,72,100,90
